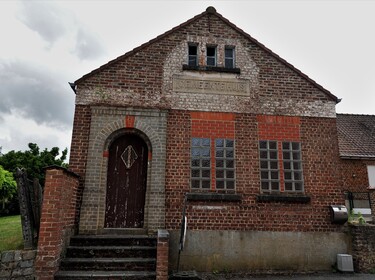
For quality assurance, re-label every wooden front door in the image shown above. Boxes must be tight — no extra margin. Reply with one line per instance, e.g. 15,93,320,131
105,134,148,228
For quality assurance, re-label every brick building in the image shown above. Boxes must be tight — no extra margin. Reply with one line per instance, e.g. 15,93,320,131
337,114,375,219
35,7,375,278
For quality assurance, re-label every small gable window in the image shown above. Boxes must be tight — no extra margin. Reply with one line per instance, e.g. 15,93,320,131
206,46,217,66
188,44,198,66
225,47,235,69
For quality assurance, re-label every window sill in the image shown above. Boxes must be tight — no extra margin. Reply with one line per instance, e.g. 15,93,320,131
257,194,311,203
187,192,242,202
182,64,241,74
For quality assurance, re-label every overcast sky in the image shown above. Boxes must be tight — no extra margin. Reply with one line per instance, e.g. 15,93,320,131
0,0,374,159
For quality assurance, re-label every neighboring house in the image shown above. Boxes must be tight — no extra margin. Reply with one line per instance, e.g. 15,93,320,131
337,114,375,219
64,7,354,272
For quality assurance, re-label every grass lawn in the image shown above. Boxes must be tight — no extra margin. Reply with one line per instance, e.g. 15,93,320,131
0,215,24,252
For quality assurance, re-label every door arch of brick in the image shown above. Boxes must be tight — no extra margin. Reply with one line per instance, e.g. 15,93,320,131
78,107,167,234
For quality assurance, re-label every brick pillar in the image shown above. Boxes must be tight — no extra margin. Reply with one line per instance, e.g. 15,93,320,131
35,166,80,280
369,189,375,221
156,229,170,280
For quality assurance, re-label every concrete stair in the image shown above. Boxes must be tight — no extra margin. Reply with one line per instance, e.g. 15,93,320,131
54,235,157,280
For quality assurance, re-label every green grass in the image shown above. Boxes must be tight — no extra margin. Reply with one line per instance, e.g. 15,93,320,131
0,215,24,252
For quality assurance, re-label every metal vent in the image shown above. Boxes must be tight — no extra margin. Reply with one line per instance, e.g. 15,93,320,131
337,254,354,272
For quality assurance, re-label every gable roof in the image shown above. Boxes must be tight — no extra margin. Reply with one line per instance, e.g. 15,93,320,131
75,7,339,103
337,114,375,159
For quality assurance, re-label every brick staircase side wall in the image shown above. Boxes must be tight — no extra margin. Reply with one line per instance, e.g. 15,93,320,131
35,167,80,280
157,229,170,280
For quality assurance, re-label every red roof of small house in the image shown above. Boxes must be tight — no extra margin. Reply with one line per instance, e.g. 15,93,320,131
337,114,375,159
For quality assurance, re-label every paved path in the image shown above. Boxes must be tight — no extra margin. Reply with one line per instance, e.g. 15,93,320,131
199,273,375,280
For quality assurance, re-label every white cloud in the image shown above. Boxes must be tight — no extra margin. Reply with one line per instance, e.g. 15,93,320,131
17,1,69,46
0,0,374,162
0,111,72,154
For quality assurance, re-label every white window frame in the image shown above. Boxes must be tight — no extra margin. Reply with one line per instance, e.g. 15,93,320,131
368,165,375,188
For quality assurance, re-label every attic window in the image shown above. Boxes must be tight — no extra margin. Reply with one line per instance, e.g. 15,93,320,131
188,44,198,66
206,46,217,66
225,47,235,69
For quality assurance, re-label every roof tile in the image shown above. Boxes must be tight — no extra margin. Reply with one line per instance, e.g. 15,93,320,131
337,114,375,158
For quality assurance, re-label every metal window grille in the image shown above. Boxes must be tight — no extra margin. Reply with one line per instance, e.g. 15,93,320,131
346,192,371,210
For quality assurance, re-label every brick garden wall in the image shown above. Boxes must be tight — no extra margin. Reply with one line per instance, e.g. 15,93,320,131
350,224,375,272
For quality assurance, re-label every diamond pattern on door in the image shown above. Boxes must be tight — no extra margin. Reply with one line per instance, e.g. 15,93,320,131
121,145,138,169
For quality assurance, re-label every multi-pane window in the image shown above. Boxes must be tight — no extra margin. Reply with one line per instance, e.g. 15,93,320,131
188,44,198,66
215,139,235,190
259,140,304,192
191,138,235,190
206,46,217,66
191,138,211,189
259,141,280,191
282,142,304,192
225,47,235,68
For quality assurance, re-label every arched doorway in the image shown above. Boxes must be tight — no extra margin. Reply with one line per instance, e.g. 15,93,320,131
104,133,148,228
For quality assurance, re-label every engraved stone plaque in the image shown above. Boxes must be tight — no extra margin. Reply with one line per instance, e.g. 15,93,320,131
173,75,250,96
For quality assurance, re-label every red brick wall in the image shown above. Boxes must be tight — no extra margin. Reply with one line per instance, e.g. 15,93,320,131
68,104,91,227
191,112,235,191
35,167,80,280
340,159,373,192
165,110,191,227
165,112,344,232
257,115,300,140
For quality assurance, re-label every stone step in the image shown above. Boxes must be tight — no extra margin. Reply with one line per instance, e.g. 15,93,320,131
60,257,156,271
54,270,156,280
70,235,157,247
54,235,158,280
66,245,157,258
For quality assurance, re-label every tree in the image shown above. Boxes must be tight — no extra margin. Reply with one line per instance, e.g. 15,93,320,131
0,143,68,187
0,143,68,215
0,165,17,211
